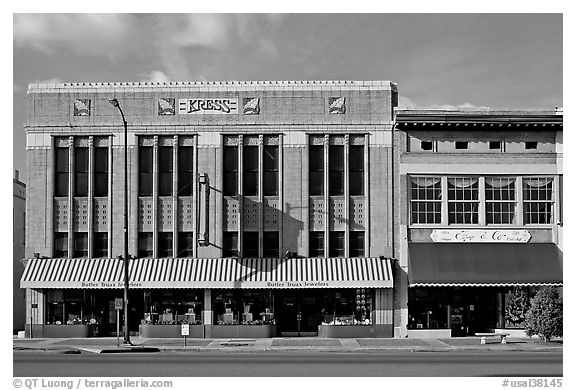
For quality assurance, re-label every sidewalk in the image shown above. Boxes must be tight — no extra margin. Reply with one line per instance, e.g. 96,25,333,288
13,336,563,354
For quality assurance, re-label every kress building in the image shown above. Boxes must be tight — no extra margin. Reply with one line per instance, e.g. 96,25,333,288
21,80,399,338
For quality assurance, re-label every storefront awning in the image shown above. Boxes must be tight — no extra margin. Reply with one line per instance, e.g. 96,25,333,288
20,257,393,289
408,243,562,287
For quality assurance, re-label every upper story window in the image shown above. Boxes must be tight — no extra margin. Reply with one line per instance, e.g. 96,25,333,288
138,232,153,258
158,232,173,258
178,147,194,196
94,147,108,197
243,146,259,196
410,177,442,224
447,178,479,224
177,232,194,257
349,231,365,258
263,231,279,258
420,141,433,151
523,178,553,224
243,231,259,258
454,141,469,150
139,147,153,196
93,232,108,258
525,141,538,150
73,232,88,258
74,148,89,196
349,146,364,196
222,232,238,258
489,141,502,151
158,146,173,196
263,146,278,196
55,147,69,197
485,177,516,224
328,231,345,257
53,232,68,258
223,146,238,196
329,145,344,196
309,145,324,196
309,231,324,258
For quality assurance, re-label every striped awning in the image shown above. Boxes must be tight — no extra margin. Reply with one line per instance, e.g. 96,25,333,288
20,257,393,289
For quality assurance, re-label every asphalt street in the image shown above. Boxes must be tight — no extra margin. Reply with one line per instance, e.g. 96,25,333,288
13,351,562,377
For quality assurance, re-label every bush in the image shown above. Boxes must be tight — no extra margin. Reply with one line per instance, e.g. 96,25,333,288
505,287,529,327
524,287,563,342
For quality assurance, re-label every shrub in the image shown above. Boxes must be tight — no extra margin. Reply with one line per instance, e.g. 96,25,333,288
524,287,563,342
505,287,529,327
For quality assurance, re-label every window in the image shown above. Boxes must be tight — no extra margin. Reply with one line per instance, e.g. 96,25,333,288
158,232,173,258
243,232,259,258
329,232,345,257
309,145,324,196
243,146,258,196
525,142,538,150
329,146,344,196
222,232,238,257
420,141,433,151
177,232,194,257
74,148,89,196
523,178,553,224
455,141,468,150
53,233,68,258
214,290,274,325
489,141,502,150
139,147,153,196
263,146,278,196
410,177,442,224
263,231,279,258
55,147,69,197
73,232,88,258
223,147,238,196
349,146,364,196
93,232,108,258
178,146,194,196
309,232,324,257
158,146,173,196
448,177,479,224
142,290,203,325
485,177,516,224
94,147,108,197
138,233,153,258
349,232,365,257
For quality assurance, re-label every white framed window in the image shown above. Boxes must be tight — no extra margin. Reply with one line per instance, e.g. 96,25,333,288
523,177,553,224
410,177,442,224
485,177,516,224
447,177,479,224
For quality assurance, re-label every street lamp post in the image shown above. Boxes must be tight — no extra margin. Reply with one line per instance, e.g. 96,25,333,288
108,98,132,346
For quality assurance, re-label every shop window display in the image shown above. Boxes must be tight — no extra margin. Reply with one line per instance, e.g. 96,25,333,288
214,290,275,325
320,289,373,326
141,290,203,325
408,288,450,329
45,289,99,325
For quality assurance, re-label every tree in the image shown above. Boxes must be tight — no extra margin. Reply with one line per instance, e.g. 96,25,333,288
524,287,563,342
505,287,529,327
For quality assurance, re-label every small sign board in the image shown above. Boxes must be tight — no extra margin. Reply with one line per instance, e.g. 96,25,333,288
114,298,123,310
181,323,190,336
430,229,531,243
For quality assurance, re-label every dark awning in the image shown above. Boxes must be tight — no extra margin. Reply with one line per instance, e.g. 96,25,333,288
408,243,562,287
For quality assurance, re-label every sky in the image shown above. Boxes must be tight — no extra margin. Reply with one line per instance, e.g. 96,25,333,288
12,13,563,175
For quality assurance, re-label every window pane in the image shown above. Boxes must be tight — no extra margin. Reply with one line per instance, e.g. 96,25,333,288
74,148,88,196
93,233,108,258
349,232,365,257
178,147,193,196
53,233,68,258
263,146,278,196
243,232,259,258
223,147,238,196
177,232,195,257
139,148,153,196
329,146,344,196
138,233,153,258
329,232,345,257
243,146,258,196
263,231,279,258
139,173,153,196
75,173,88,196
158,232,173,258
309,232,324,257
55,148,69,172
350,172,364,196
309,172,324,196
223,232,238,257
73,233,88,258
309,146,324,172
55,173,69,197
329,171,344,196
349,146,364,171
94,148,108,196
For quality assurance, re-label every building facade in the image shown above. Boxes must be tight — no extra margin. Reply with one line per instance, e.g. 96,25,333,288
394,109,563,338
14,170,26,333
21,80,398,338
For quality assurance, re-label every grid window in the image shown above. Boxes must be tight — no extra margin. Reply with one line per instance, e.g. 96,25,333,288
349,145,364,196
93,232,108,258
485,177,516,224
74,148,89,196
243,146,259,196
178,146,194,196
158,232,173,258
223,232,238,257
263,231,279,258
309,232,324,257
349,232,365,258
177,232,195,257
243,232,259,258
263,146,278,196
448,177,479,224
73,232,88,258
329,232,345,257
94,147,108,197
309,145,324,196
329,145,344,196
55,147,69,197
138,233,153,258
139,147,153,196
223,147,238,196
410,177,442,224
523,178,553,224
158,146,173,196
53,232,68,258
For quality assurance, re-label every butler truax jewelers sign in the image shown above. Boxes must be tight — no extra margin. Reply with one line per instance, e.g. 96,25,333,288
179,98,238,114
430,229,531,243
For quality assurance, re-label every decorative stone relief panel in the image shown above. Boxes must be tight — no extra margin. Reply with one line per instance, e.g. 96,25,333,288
329,197,346,230
350,135,365,145
242,97,260,115
264,198,280,229
223,136,239,146
264,136,279,146
158,197,173,231
138,137,155,147
73,99,90,116
54,137,71,148
93,198,108,232
179,136,195,147
178,197,194,231
243,136,259,146
138,198,154,231
74,137,90,147
158,98,175,115
94,136,109,147
330,136,345,146
53,199,68,231
158,137,173,147
243,198,259,229
309,198,325,231
328,97,346,114
223,197,239,231
309,136,325,146
350,196,365,230
73,199,89,231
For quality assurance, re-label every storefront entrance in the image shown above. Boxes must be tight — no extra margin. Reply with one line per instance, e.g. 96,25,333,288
276,290,321,336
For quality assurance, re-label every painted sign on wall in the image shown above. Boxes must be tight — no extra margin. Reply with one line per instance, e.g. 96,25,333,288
430,229,532,243
178,98,238,114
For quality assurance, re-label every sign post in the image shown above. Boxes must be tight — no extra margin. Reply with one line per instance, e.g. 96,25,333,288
115,298,123,346
181,323,190,346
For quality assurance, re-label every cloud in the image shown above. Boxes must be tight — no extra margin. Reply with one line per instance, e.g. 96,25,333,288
398,95,490,110
140,71,171,83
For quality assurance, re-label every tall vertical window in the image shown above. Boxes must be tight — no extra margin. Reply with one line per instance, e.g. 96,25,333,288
263,231,279,258
448,177,479,224
177,232,194,257
329,146,344,196
349,232,365,257
223,147,238,196
410,177,442,224
309,232,324,257
263,146,278,196
243,146,259,196
329,232,345,257
178,146,194,196
94,147,108,197
138,232,153,258
485,177,516,224
93,232,108,258
55,147,69,197
223,232,238,257
73,232,88,258
139,147,153,196
74,148,88,196
523,178,553,224
158,146,173,196
53,233,68,258
349,145,364,196
243,231,259,258
158,232,173,258
309,145,324,196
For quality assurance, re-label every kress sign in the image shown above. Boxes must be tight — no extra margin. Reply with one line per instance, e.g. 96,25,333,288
178,98,238,114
